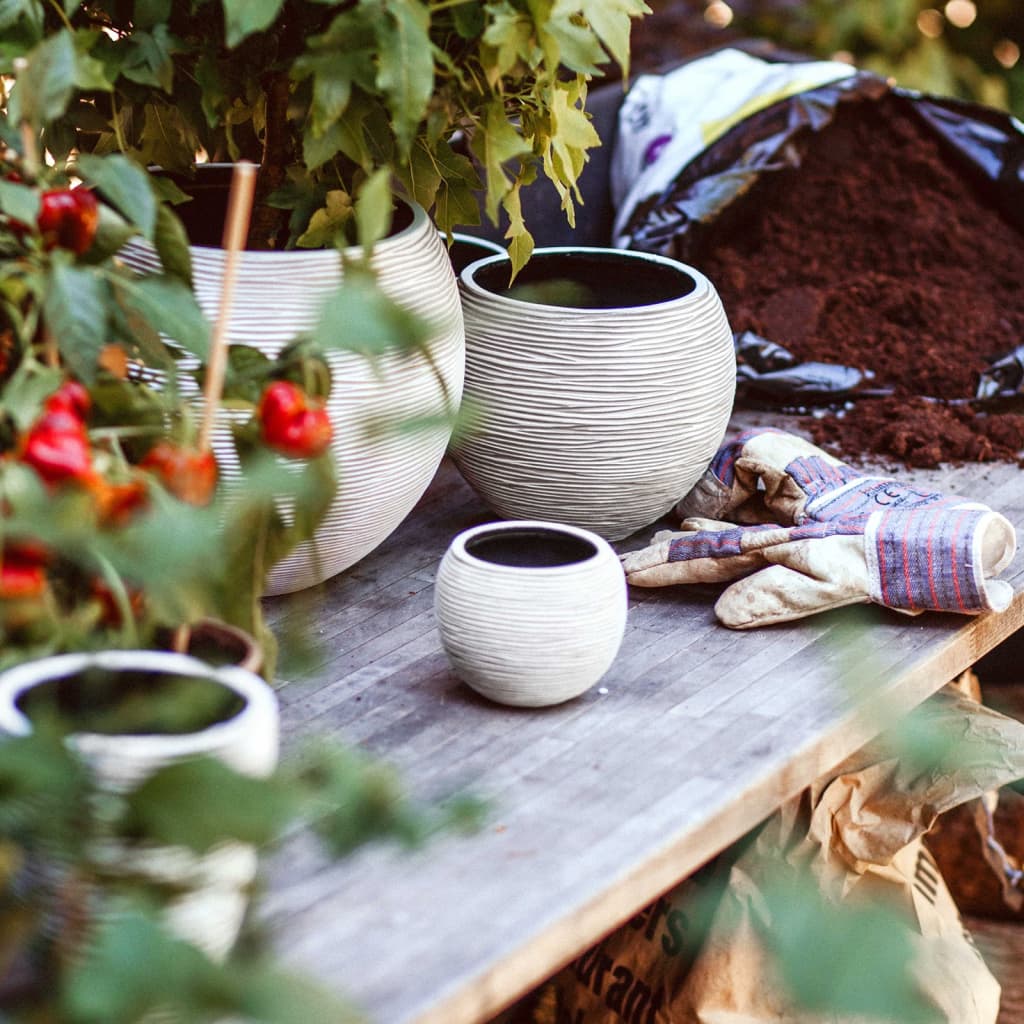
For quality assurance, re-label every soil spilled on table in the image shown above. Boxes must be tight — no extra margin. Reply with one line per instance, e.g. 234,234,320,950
694,93,1024,468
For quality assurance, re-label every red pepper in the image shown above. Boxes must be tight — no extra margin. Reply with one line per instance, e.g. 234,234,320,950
37,188,99,255
0,548,47,599
44,380,91,420
20,409,92,485
87,476,150,527
140,442,218,506
258,381,333,459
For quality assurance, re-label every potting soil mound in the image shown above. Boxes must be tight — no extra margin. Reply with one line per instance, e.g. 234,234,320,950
694,94,1024,468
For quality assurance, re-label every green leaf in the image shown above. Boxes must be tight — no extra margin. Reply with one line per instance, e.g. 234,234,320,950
65,901,224,1024
545,6,609,74
153,203,193,287
222,0,285,47
136,103,200,174
119,25,175,92
0,177,39,225
311,271,430,360
396,140,442,212
122,757,298,853
41,261,109,383
114,273,211,361
759,866,942,1023
374,0,434,152
482,2,537,77
70,28,113,93
295,189,353,249
502,187,534,278
302,119,347,172
193,51,225,128
76,154,158,240
452,0,485,39
0,359,63,430
234,965,360,1024
8,29,77,127
471,101,530,222
576,0,650,78
418,138,483,233
354,167,393,250
0,0,43,36
149,175,192,206
133,0,171,31
83,201,137,262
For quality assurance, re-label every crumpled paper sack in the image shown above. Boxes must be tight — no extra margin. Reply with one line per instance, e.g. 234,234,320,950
540,683,1024,1024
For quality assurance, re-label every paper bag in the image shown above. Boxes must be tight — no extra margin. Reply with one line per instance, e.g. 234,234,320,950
541,685,1024,1024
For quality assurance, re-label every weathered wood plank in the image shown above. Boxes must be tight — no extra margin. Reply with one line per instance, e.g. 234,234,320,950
260,411,1024,1024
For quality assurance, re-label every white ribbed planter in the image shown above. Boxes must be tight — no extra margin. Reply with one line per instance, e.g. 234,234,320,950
434,521,627,707
0,651,279,960
453,247,735,540
121,184,465,594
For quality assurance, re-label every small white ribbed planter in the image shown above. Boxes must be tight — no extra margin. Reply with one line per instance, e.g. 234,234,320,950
121,183,464,594
434,521,628,707
0,651,279,960
453,247,735,540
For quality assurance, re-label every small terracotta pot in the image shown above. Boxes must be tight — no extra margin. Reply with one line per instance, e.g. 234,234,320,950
173,618,264,675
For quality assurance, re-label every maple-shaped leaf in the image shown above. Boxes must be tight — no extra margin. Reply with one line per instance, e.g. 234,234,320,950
574,0,650,79
296,189,354,248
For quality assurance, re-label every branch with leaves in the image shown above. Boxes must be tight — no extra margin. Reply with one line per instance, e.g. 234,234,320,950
1,0,650,274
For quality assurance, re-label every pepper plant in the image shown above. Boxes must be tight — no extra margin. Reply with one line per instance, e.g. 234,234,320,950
1,0,649,273
0,131,424,673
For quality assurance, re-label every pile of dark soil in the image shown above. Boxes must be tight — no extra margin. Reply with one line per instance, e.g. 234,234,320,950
695,93,1024,468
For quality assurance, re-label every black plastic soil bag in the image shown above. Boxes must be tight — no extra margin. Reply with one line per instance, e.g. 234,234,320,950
612,53,1024,405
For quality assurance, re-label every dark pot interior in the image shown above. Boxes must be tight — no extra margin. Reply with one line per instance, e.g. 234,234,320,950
447,237,503,276
472,250,697,309
157,165,414,247
466,527,598,568
17,666,246,736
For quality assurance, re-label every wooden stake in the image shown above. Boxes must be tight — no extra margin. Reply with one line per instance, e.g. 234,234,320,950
12,59,39,180
184,161,256,659
197,160,256,454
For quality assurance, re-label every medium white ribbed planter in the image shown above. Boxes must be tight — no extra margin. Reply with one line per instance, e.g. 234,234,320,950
434,520,628,707
453,247,735,540
0,650,279,960
121,185,464,594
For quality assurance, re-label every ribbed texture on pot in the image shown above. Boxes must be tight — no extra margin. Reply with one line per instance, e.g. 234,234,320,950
451,249,735,541
434,521,628,707
120,202,465,594
0,651,279,960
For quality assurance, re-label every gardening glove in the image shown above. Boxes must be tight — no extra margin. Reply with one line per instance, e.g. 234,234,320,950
621,507,1017,629
677,427,973,526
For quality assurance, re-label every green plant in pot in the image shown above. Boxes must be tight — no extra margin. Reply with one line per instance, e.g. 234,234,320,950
0,136,431,670
2,0,651,590
0,648,482,1022
2,0,649,265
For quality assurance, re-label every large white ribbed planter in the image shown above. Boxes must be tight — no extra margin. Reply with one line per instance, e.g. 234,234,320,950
0,650,279,959
434,520,627,707
453,248,735,540
121,185,464,594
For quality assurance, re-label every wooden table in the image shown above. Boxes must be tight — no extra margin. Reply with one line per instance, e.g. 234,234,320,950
260,413,1024,1024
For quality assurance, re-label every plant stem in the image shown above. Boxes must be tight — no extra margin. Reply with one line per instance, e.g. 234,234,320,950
110,92,129,154
94,552,139,648
45,0,74,30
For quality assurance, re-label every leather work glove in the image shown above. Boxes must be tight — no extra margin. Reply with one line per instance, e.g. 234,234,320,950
621,430,1017,629
677,427,972,526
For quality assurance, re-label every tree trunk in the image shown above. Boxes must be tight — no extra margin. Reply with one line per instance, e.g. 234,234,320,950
248,71,294,250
